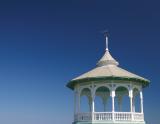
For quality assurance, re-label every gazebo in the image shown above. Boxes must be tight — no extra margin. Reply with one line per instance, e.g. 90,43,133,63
67,34,150,124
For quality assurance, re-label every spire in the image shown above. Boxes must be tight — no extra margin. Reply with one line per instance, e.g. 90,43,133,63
104,32,109,51
97,33,119,67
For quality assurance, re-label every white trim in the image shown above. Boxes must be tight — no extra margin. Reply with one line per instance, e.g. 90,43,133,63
75,112,144,122
140,90,144,113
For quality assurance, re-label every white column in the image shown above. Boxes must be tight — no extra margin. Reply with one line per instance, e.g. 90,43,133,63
112,95,115,112
91,83,95,113
111,91,115,112
91,89,95,113
129,87,133,120
74,90,77,115
91,85,95,121
140,90,144,113
77,90,80,113
111,88,115,121
92,99,95,112
129,89,133,112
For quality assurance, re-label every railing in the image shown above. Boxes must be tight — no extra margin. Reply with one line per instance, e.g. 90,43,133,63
75,113,92,121
133,113,144,121
74,112,144,122
94,112,112,121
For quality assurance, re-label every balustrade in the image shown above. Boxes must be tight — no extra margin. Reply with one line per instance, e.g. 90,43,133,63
74,112,144,122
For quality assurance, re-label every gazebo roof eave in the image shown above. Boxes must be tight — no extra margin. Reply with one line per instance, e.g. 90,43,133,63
66,76,150,90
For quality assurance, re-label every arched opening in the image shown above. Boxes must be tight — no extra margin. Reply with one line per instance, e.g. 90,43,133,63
80,88,91,112
133,88,141,112
95,86,111,112
115,86,130,112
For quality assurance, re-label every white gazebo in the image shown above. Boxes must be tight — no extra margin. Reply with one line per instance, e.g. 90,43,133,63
67,34,150,124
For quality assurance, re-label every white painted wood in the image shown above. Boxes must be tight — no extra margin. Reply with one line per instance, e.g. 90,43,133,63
140,90,144,113
75,82,144,122
75,112,144,121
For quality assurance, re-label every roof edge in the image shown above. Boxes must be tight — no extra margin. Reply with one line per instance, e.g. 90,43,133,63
66,76,150,90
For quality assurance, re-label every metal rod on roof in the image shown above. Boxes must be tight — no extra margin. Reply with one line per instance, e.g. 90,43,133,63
104,31,109,51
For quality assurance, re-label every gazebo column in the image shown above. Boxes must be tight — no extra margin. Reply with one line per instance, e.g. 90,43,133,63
91,97,95,113
140,90,144,113
129,88,133,120
91,87,95,113
77,90,81,113
111,89,115,121
129,89,133,112
91,98,95,121
74,89,77,115
91,85,95,121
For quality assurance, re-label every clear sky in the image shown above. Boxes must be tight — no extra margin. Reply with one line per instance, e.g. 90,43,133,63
0,0,159,124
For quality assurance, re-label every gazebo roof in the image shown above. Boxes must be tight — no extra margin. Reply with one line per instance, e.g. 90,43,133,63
67,35,150,90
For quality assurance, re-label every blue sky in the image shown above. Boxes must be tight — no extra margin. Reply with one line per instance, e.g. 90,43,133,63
0,0,159,124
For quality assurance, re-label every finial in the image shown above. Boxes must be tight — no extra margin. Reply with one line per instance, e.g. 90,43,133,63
104,31,109,51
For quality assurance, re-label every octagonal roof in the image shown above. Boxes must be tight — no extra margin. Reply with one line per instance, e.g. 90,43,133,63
67,35,150,90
